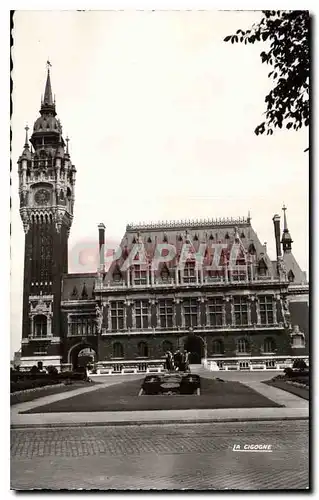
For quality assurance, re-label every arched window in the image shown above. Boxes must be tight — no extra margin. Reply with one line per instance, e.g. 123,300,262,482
162,340,173,354
212,339,224,355
237,338,248,353
288,270,295,283
264,337,276,353
138,341,149,357
113,342,124,358
34,315,47,337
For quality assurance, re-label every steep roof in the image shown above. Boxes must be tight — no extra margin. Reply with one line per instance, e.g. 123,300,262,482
61,273,96,301
283,252,307,284
104,217,277,281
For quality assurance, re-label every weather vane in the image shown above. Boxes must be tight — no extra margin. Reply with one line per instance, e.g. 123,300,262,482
46,59,52,69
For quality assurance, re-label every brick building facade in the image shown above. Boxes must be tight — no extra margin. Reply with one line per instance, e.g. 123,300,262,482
18,67,309,371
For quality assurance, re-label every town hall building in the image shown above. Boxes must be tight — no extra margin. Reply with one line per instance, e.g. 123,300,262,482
18,67,309,372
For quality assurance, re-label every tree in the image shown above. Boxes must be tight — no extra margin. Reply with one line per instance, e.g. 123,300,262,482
224,11,309,136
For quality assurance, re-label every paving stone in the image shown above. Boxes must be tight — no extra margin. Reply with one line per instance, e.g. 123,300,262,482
11,421,309,490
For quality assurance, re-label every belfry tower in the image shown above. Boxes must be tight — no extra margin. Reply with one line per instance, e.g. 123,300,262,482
18,64,76,368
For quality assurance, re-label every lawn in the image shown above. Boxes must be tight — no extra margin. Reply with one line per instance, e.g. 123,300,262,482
11,380,97,406
22,376,282,413
264,379,309,401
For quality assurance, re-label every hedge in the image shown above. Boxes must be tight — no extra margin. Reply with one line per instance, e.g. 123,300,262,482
10,369,88,393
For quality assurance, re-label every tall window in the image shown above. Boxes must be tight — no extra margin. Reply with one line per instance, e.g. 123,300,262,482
159,299,173,328
138,341,149,357
183,262,196,283
135,300,149,329
111,301,124,331
207,298,223,326
263,337,276,353
34,315,47,337
162,340,173,354
133,265,147,285
212,339,224,355
237,338,248,353
259,296,274,325
234,297,248,326
184,298,198,328
113,342,124,358
69,316,95,336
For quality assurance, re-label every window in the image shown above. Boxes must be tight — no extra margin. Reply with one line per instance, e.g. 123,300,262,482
162,340,173,354
69,316,95,336
264,337,276,353
113,342,124,358
237,338,248,353
34,315,47,337
212,339,224,355
259,296,274,325
133,265,147,285
135,300,149,329
112,267,122,283
138,341,149,357
183,262,196,283
234,297,248,325
160,265,170,282
183,298,198,328
111,301,124,331
258,259,268,276
159,299,173,328
207,298,223,326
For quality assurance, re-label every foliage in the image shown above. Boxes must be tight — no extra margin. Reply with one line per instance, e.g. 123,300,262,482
224,10,310,136
29,365,40,374
292,359,308,370
46,365,59,376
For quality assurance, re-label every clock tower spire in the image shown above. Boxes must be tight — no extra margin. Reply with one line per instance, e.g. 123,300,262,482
18,64,76,369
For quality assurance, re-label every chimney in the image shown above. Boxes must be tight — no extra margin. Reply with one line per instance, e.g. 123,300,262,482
98,223,105,272
272,214,282,258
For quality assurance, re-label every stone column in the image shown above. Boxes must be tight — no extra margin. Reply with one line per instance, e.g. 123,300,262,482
229,296,235,326
173,297,181,329
205,298,210,327
272,295,278,324
148,299,155,329
197,297,204,327
247,297,252,326
175,267,179,285
222,297,227,326
130,300,136,330
107,301,111,331
156,300,161,329
256,296,261,325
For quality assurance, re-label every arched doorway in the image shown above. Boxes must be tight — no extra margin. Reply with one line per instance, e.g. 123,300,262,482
183,335,205,364
68,343,97,370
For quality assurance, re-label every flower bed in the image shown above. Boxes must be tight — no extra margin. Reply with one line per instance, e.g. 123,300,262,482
10,369,89,394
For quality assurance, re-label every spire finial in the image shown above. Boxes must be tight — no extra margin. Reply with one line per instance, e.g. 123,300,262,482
282,203,288,231
247,209,251,223
66,136,70,154
43,60,54,107
24,124,29,148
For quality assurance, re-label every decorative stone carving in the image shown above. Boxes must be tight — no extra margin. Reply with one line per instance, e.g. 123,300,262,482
277,256,287,280
95,303,103,334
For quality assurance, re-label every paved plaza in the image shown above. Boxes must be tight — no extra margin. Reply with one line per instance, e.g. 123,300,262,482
10,368,310,490
11,420,309,490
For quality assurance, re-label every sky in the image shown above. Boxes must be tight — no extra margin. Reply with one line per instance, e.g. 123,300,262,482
10,10,309,358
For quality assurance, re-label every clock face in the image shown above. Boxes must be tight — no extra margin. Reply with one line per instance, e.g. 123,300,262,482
35,189,50,205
